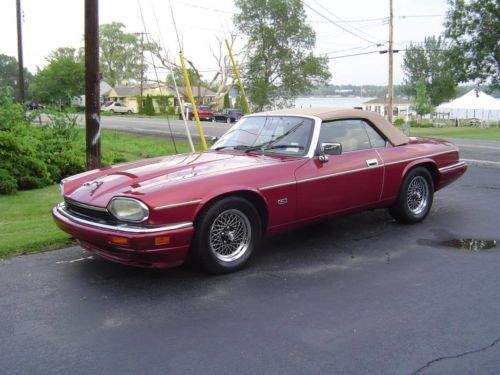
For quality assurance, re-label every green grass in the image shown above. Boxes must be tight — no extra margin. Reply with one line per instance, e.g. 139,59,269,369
0,130,200,259
0,185,72,258
405,126,500,141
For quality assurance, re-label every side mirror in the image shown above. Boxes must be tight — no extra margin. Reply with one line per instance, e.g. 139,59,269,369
318,142,342,163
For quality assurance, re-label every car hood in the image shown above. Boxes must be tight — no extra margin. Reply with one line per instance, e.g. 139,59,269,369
66,151,289,207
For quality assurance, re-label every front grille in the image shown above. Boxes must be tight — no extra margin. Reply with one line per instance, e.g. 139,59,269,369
64,199,117,224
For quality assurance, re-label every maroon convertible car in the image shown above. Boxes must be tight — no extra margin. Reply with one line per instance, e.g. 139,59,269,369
53,108,467,273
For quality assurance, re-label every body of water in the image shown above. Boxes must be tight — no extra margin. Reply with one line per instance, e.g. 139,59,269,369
293,96,375,109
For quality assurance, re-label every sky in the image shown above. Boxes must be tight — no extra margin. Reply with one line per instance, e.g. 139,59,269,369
0,0,449,86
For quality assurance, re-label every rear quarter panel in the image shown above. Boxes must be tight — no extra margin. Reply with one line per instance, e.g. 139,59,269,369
377,137,461,202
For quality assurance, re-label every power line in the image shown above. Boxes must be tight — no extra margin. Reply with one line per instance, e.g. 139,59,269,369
307,14,445,24
323,44,382,55
327,50,384,59
308,0,385,43
301,1,379,45
180,2,235,15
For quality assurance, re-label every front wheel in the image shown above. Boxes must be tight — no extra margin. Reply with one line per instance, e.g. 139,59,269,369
191,197,262,274
389,167,434,224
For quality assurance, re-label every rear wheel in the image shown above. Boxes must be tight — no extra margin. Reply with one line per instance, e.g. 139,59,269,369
191,197,262,274
389,167,434,223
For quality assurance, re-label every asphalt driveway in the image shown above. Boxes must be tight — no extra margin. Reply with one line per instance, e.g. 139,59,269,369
1,165,499,375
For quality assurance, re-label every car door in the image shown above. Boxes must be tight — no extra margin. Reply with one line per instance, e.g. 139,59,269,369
295,119,385,220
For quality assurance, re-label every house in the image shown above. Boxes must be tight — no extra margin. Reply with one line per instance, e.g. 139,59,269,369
106,83,175,113
363,96,411,120
177,86,218,107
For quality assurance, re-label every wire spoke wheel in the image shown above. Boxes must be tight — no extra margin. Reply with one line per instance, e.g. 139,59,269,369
209,209,252,262
406,176,429,215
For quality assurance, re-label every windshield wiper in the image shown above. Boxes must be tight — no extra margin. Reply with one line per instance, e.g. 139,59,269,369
263,144,304,150
214,145,253,151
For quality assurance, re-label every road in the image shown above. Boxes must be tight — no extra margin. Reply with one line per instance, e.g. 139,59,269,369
1,163,499,374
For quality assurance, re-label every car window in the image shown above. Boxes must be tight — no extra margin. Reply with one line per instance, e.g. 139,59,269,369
363,121,386,148
319,119,371,152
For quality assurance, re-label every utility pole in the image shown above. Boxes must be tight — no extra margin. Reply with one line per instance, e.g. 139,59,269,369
387,0,394,124
16,0,25,103
84,0,101,169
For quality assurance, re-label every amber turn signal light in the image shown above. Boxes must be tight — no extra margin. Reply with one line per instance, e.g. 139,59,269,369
109,236,129,246
155,236,170,246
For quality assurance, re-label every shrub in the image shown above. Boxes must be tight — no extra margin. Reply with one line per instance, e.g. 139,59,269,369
143,95,155,116
0,168,17,195
0,92,86,194
394,118,405,127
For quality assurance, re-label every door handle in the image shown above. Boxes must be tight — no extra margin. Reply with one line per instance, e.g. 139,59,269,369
366,159,379,167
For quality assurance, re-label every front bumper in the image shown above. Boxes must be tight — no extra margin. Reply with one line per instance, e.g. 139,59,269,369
52,203,194,268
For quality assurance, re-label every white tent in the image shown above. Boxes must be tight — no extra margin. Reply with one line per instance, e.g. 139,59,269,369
437,89,500,120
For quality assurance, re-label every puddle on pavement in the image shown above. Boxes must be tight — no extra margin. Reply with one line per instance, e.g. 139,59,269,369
441,239,497,252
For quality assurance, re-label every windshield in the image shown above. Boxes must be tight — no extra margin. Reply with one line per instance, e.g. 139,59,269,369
211,116,314,156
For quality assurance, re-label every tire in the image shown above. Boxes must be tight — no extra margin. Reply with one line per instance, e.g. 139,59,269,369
226,117,231,124
110,109,115,114
389,166,434,224
191,197,262,274
127,110,132,114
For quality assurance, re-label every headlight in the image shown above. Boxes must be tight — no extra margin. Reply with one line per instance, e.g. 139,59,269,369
108,197,149,223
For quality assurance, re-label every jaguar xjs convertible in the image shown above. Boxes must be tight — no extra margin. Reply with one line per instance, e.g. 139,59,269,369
53,108,467,273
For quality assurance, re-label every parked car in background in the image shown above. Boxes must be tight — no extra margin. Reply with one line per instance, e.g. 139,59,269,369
214,108,243,123
101,102,134,114
53,108,467,274
26,102,44,110
179,105,214,121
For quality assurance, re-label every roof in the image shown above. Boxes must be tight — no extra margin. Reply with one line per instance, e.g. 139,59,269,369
112,85,141,97
178,86,216,97
363,96,410,105
257,107,409,146
111,83,170,97
437,89,500,111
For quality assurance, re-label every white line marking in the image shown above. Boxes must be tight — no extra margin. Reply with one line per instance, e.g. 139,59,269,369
461,158,500,166
56,256,94,264
456,144,500,151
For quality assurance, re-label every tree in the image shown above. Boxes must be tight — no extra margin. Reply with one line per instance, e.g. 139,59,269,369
234,0,331,110
0,54,32,102
401,36,458,106
445,0,499,88
30,48,84,106
143,95,155,116
99,22,156,86
413,79,434,118
223,92,231,108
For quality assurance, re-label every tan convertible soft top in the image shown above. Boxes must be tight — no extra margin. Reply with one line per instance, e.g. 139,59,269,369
258,107,409,146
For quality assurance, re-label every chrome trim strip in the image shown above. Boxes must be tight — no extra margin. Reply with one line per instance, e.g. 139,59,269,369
297,165,383,184
65,198,108,212
154,199,202,211
374,149,386,202
438,161,466,173
384,151,453,167
55,203,192,233
259,181,296,191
